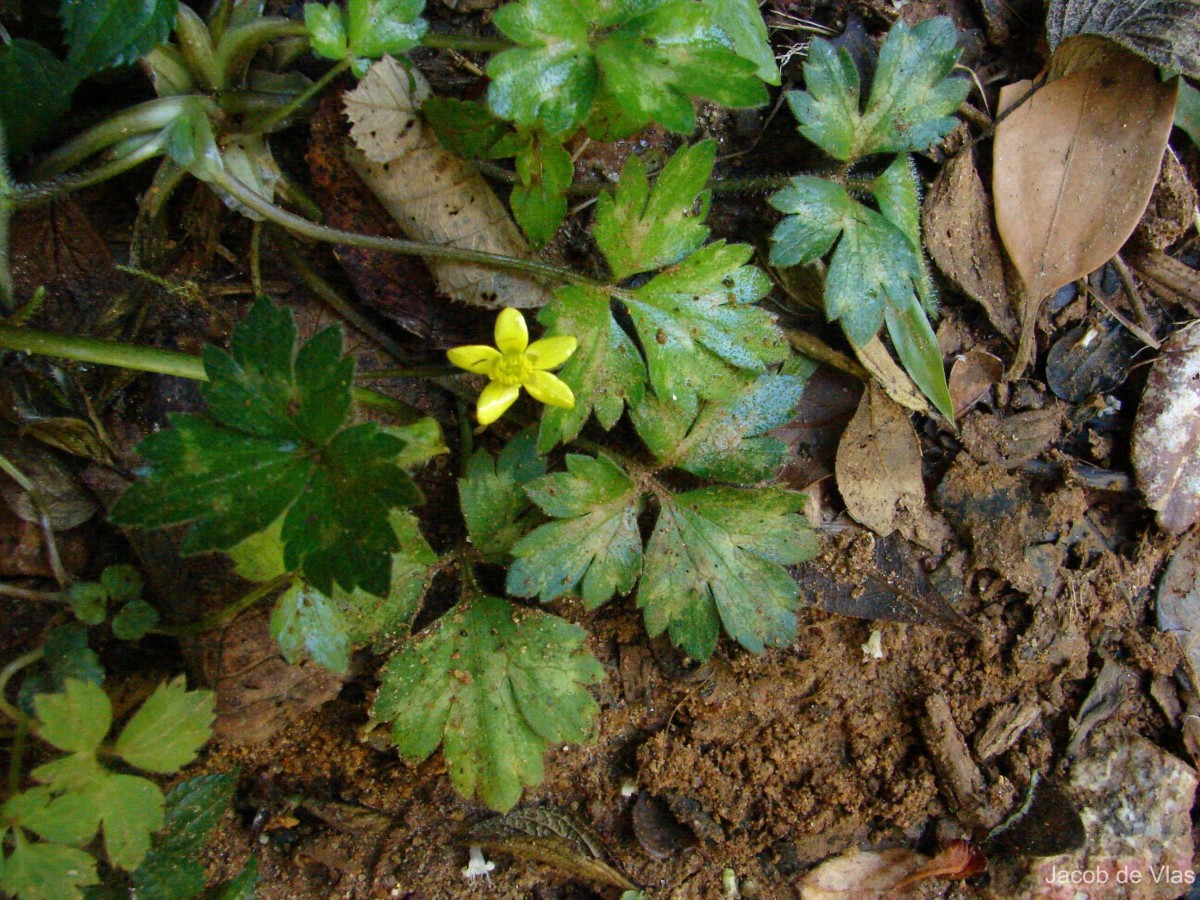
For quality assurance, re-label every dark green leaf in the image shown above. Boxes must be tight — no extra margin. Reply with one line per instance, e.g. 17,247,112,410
788,18,968,160
507,454,643,607
132,774,236,900
623,241,787,417
60,0,177,76
768,176,853,267
271,582,351,672
511,134,573,246
100,565,143,605
458,429,546,562
67,583,108,626
536,286,646,452
1176,79,1200,148
112,600,161,641
374,595,604,811
594,141,714,279
638,487,815,659
0,40,77,158
203,855,259,900
112,299,421,597
423,97,512,158
281,424,421,596
43,625,104,690
634,374,805,482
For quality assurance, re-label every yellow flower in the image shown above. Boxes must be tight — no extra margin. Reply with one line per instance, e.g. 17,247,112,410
447,308,577,425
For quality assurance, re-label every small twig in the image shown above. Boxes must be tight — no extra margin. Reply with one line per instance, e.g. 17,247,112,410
250,221,265,296
1111,253,1153,331
1082,279,1160,350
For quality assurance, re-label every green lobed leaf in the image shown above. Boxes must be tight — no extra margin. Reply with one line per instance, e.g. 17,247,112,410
271,582,351,672
488,0,767,139
385,418,449,470
705,0,780,85
536,285,647,452
633,374,805,482
507,454,643,608
100,565,143,604
768,176,853,267
638,487,816,660
0,41,77,158
511,133,573,246
112,599,161,641
787,17,968,161
3,787,98,846
114,676,215,774
594,141,714,280
373,595,604,811
60,0,177,76
824,204,923,347
304,3,348,61
0,831,99,900
458,429,547,562
592,0,767,135
112,298,421,597
622,241,787,417
92,774,165,871
34,680,110,755
488,0,596,134
348,0,427,61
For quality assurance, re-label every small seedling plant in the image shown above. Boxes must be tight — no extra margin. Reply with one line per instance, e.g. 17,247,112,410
0,0,969,826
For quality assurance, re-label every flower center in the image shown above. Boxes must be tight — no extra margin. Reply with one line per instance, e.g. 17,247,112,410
493,351,533,386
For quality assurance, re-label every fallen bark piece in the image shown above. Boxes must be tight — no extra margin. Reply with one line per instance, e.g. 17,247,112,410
921,693,994,826
1132,322,1200,533
975,701,1042,761
344,57,552,309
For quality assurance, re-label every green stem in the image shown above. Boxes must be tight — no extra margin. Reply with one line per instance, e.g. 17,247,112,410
210,168,596,287
8,717,28,796
0,115,12,313
0,583,63,604
0,649,42,729
155,573,294,637
216,19,309,85
476,160,792,198
9,133,167,207
419,32,513,53
247,59,351,135
0,323,413,415
360,365,462,379
32,97,213,179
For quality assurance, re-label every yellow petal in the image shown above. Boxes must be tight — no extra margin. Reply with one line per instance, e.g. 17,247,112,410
525,370,575,409
525,335,577,370
476,381,521,425
447,345,501,375
494,307,528,355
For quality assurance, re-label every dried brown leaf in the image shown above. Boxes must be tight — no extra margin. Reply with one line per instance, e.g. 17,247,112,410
948,349,1003,419
851,336,930,415
993,42,1177,376
923,150,1016,335
835,383,924,537
1132,322,1200,533
1047,0,1200,77
798,848,927,899
469,806,639,892
344,57,550,309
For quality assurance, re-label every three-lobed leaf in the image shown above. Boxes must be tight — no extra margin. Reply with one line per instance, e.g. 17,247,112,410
507,454,643,607
788,17,967,161
114,676,216,774
638,487,817,659
373,595,604,811
594,141,714,280
0,831,99,900
305,0,428,76
458,429,547,562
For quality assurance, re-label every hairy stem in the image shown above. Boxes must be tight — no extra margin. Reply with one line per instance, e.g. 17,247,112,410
9,133,168,207
0,116,11,313
210,168,597,287
0,324,416,416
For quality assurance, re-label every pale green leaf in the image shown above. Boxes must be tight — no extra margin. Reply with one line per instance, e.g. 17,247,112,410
706,0,780,84
0,831,98,900
114,676,215,774
271,582,351,673
373,595,604,811
768,176,854,267
34,680,110,755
